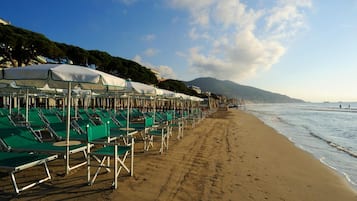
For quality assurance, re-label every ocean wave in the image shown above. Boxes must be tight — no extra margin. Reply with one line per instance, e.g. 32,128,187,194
309,131,357,158
302,107,357,114
343,172,357,186
320,157,357,186
320,157,337,170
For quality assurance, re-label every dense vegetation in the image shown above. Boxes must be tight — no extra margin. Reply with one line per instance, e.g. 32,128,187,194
0,24,158,84
157,79,203,97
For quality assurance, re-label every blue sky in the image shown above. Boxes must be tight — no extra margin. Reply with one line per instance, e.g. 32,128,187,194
2,0,357,102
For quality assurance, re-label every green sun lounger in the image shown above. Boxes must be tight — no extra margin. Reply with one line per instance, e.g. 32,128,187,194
0,151,58,194
0,127,89,174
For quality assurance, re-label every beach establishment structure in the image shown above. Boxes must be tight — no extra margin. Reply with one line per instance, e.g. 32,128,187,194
0,64,205,194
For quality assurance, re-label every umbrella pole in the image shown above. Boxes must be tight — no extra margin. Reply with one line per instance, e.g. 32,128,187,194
9,94,12,115
66,82,72,175
153,96,156,124
25,89,29,123
127,95,130,133
114,96,117,114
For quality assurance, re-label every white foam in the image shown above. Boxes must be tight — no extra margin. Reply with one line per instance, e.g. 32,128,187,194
343,172,357,186
320,157,337,171
320,157,357,187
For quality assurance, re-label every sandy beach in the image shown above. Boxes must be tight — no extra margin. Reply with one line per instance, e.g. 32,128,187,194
1,109,356,201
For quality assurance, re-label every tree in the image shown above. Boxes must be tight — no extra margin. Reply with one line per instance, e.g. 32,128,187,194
0,43,16,66
12,42,37,66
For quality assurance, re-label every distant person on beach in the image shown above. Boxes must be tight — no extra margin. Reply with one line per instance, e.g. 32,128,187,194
339,104,342,109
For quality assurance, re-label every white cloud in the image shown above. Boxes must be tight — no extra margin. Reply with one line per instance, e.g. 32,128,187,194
144,48,159,57
133,55,177,79
169,0,312,81
175,51,186,57
265,0,311,40
169,0,216,26
156,65,177,79
142,34,156,42
118,0,137,5
189,27,210,40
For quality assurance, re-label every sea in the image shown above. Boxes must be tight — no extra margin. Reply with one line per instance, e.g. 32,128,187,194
245,102,357,191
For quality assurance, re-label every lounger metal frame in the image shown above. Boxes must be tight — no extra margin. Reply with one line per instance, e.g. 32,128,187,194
0,152,58,194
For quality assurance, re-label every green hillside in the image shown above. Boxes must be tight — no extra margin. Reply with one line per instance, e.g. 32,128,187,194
0,24,157,84
186,77,304,103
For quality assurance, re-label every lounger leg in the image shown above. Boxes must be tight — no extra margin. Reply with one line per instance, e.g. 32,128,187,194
90,156,108,186
10,172,20,194
114,145,118,189
160,130,164,154
147,135,154,151
167,127,170,150
87,147,91,185
131,138,134,176
10,162,52,194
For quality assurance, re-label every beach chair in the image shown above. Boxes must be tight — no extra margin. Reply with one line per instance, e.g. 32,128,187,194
146,125,171,154
47,121,86,141
0,126,89,174
170,118,184,140
40,109,63,124
0,151,58,194
86,123,134,189
27,109,56,141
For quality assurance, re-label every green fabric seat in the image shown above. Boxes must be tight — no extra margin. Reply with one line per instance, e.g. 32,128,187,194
0,126,88,174
86,123,134,189
91,146,130,156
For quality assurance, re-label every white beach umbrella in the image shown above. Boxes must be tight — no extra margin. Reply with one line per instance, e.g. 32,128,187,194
126,81,161,96
123,80,163,131
0,64,127,174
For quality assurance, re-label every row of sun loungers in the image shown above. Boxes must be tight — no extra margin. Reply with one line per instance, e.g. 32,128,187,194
0,106,204,194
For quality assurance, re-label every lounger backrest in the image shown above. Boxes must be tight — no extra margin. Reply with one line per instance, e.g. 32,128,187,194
86,124,108,142
28,110,46,128
42,112,62,124
49,122,83,140
0,127,39,149
0,115,15,128
165,113,173,121
113,113,127,127
155,113,165,122
102,117,117,128
145,117,153,127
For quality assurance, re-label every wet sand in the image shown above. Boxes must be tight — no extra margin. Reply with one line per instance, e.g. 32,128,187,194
1,109,356,201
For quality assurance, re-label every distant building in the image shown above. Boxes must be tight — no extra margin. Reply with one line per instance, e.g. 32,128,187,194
203,91,211,96
188,85,201,94
0,18,10,25
149,68,164,81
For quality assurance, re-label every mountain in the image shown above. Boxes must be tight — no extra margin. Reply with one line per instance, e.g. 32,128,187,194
186,77,304,103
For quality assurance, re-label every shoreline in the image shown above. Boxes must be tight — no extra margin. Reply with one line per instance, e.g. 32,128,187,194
1,109,356,200
245,104,357,193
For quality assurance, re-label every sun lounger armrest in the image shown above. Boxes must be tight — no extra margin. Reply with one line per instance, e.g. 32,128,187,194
89,141,133,147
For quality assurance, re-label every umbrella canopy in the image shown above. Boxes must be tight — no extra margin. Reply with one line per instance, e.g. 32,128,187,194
126,81,163,96
0,64,126,91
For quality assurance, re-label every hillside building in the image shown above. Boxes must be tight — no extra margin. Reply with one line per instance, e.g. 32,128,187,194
188,85,201,94
0,18,10,25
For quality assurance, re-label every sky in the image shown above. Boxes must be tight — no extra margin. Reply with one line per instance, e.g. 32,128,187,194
2,0,357,102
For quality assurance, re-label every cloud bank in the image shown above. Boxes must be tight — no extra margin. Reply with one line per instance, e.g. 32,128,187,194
170,0,312,81
133,55,177,79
